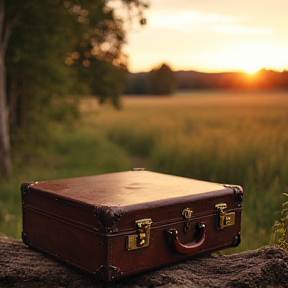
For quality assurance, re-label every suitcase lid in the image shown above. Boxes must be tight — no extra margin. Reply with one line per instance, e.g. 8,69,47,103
22,170,243,232
26,170,226,206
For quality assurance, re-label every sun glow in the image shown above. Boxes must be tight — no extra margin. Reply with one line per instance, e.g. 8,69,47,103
244,65,260,74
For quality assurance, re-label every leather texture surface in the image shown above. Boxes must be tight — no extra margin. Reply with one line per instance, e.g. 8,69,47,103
21,170,243,282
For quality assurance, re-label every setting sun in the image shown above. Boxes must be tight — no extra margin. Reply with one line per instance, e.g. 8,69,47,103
244,66,260,74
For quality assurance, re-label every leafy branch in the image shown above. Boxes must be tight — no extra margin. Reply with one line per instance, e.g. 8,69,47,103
271,193,288,250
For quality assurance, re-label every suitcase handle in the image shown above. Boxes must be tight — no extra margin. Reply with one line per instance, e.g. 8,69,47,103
167,222,206,254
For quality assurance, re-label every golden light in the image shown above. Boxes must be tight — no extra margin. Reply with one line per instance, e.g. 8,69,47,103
244,65,260,75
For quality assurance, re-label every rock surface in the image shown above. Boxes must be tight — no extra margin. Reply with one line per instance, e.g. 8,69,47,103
1,236,288,288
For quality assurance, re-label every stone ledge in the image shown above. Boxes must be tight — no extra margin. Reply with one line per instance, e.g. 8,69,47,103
1,236,288,288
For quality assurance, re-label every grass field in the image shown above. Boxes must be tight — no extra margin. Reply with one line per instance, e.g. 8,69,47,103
1,89,288,253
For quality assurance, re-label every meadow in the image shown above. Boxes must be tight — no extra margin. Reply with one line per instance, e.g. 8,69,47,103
1,89,288,253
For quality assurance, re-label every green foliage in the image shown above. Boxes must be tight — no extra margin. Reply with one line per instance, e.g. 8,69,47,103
271,193,288,250
0,165,24,238
82,59,126,108
5,0,137,160
107,122,156,156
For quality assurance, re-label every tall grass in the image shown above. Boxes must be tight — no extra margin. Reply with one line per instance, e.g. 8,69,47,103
0,122,133,238
1,90,288,253
97,90,288,251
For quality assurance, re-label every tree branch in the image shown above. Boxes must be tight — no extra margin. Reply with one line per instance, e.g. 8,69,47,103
1,4,22,55
0,0,4,53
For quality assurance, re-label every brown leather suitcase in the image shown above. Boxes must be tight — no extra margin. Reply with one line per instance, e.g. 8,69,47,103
21,170,243,283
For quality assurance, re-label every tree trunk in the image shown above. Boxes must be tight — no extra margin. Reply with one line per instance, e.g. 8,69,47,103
0,0,12,179
1,236,288,288
0,47,12,180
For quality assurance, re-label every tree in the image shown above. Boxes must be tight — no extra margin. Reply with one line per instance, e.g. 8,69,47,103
0,0,20,179
148,63,176,95
0,0,148,179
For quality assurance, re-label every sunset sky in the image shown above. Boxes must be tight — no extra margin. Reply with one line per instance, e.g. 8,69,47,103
123,0,288,73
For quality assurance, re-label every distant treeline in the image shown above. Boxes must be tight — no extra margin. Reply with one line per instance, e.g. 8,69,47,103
124,64,176,95
124,68,288,95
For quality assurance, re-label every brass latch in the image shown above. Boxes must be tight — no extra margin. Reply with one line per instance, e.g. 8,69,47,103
126,218,152,250
182,208,193,232
215,203,235,230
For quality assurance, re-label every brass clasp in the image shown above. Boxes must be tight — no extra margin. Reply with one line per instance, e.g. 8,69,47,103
182,208,193,233
215,203,235,230
126,218,152,250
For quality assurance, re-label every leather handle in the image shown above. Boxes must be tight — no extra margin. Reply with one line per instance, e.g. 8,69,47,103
167,223,206,254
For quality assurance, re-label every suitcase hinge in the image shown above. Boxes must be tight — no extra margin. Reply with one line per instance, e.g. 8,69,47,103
215,203,235,230
126,218,152,250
